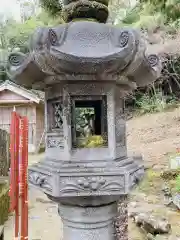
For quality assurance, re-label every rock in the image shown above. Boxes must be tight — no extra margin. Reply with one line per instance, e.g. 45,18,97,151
162,185,172,197
129,201,138,208
130,212,171,235
147,233,155,240
169,156,180,170
155,235,180,240
164,198,174,207
172,193,180,210
163,193,180,210
155,234,168,240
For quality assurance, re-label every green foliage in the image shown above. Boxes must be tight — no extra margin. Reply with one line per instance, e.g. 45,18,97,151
138,169,161,193
0,7,63,53
161,169,180,180
121,1,166,31
127,52,180,114
4,18,43,53
122,6,140,25
120,0,180,31
136,94,160,114
39,0,62,17
175,174,180,192
0,65,6,81
135,92,177,114
0,9,63,81
140,0,180,21
3,12,61,53
75,108,94,133
36,11,64,25
0,184,9,225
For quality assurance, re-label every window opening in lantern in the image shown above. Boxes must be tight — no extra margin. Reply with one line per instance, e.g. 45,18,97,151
71,96,108,148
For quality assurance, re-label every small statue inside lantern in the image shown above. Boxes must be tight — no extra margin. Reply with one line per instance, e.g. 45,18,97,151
71,96,108,148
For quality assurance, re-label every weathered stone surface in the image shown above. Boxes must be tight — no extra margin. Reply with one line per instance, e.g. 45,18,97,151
28,157,144,198
155,234,180,240
58,202,117,240
162,184,180,210
7,22,161,92
130,212,171,235
172,193,180,210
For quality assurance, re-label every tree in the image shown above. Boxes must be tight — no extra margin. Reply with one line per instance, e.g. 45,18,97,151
108,0,133,24
0,9,63,54
139,0,180,22
39,0,62,17
0,7,63,81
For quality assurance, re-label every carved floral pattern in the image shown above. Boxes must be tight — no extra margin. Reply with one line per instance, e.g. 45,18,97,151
77,177,106,191
59,177,124,194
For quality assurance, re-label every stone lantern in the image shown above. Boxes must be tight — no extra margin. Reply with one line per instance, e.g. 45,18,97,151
7,0,162,239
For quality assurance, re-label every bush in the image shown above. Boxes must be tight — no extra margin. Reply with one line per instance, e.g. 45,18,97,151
135,91,178,114
0,183,9,225
175,174,180,192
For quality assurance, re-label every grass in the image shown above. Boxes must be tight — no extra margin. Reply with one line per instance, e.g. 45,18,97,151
135,93,179,115
137,169,162,193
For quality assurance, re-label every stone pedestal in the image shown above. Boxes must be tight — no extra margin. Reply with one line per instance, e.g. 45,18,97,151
58,203,117,240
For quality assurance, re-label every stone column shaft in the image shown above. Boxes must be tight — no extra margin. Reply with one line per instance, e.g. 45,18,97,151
58,202,117,240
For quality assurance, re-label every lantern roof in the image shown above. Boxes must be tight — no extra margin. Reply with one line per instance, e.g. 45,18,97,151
6,21,162,92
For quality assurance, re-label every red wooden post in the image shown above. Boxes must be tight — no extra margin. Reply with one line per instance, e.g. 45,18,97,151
9,112,16,212
15,113,20,239
19,117,28,240
10,112,29,240
19,117,24,240
22,117,28,240
9,111,20,239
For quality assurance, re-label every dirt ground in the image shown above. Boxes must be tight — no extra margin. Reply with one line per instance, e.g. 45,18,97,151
127,107,180,168
4,107,180,239
127,107,180,239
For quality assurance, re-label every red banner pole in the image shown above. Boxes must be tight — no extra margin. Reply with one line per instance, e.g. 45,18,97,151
19,117,24,240
15,112,20,239
9,112,16,212
20,117,28,240
10,112,29,240
23,117,28,240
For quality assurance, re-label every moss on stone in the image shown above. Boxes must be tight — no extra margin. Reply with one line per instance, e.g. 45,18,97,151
0,183,10,225
62,0,109,23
